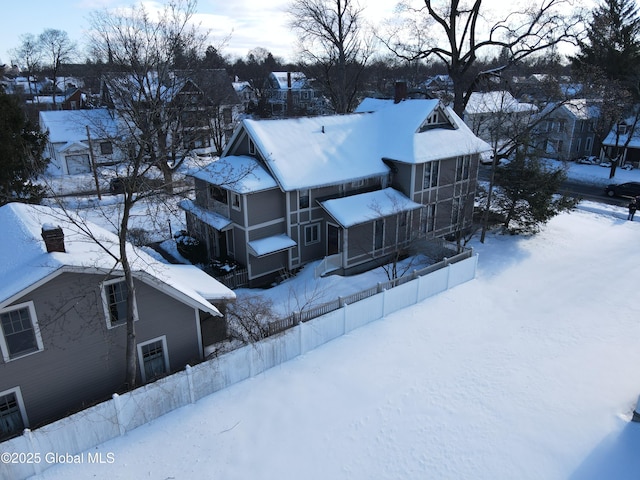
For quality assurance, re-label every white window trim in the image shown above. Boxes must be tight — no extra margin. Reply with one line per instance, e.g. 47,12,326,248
0,386,29,433
231,193,241,211
0,301,44,362
304,223,321,246
137,336,170,383
101,278,138,330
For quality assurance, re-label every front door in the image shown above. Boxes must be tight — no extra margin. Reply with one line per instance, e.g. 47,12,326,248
327,224,340,255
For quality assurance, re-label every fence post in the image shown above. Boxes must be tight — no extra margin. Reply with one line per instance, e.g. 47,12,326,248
112,393,126,436
186,364,195,404
24,428,41,476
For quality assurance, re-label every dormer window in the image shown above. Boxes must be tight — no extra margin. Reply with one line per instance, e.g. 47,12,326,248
618,123,628,135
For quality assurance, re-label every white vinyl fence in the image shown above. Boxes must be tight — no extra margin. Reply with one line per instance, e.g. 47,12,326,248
0,253,478,480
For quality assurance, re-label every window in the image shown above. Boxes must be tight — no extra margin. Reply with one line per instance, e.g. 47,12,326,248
0,302,43,361
137,337,169,383
99,142,113,155
374,219,384,250
102,279,133,328
231,193,241,211
585,136,593,152
423,161,439,189
618,123,628,135
249,139,256,155
0,388,27,441
456,155,470,182
304,223,320,245
209,185,227,204
299,189,310,209
222,108,232,124
426,204,436,233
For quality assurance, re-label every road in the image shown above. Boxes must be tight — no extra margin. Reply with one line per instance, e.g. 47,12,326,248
477,165,625,207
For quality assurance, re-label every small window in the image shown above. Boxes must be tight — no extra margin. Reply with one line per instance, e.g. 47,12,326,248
209,185,228,204
0,388,27,441
102,279,134,328
138,337,169,383
374,219,384,250
222,108,232,124
456,155,470,182
231,193,241,211
0,302,44,361
304,223,320,245
100,142,113,155
423,161,439,189
299,189,310,209
249,139,256,155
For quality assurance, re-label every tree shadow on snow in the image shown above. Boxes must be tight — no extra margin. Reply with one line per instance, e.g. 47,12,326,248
568,422,640,480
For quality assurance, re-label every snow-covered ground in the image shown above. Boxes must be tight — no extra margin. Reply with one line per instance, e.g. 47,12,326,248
28,165,640,479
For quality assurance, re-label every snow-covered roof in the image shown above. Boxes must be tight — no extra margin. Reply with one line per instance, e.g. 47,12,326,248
602,118,640,148
178,200,233,231
464,91,537,115
539,99,600,121
320,188,423,228
0,203,234,314
39,109,118,143
247,234,297,257
238,98,489,191
269,72,308,90
188,155,278,194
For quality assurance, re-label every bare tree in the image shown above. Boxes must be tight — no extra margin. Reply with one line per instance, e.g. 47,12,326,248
289,0,374,113
38,29,77,105
10,34,42,98
89,0,208,188
382,0,584,116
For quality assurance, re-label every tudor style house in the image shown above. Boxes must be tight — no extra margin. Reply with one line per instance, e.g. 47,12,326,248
0,202,234,440
180,97,489,286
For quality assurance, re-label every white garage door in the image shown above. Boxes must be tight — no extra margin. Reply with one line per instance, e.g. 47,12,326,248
65,154,91,174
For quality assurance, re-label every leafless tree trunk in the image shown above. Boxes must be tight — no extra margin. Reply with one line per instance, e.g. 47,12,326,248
382,0,584,116
289,0,374,113
38,29,76,106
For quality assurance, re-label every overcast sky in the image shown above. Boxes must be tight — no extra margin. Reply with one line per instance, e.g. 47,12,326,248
1,0,395,66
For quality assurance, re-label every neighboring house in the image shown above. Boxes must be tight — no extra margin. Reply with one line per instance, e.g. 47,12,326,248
601,117,640,165
536,99,600,161
180,97,489,286
263,71,323,117
0,202,235,441
232,79,258,114
100,69,241,154
39,109,121,175
463,91,537,143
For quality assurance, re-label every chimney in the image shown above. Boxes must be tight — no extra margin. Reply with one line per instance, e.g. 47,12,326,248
286,71,294,117
41,224,66,253
394,81,407,104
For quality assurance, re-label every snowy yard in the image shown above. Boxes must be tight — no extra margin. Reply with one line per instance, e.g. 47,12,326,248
27,195,640,479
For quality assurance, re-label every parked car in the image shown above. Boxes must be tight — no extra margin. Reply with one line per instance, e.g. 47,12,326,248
577,156,598,165
605,182,640,198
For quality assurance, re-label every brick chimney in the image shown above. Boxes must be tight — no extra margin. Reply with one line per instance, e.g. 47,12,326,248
394,81,407,104
41,224,66,253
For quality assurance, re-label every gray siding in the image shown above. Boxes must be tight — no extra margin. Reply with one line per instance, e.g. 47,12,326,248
0,271,201,429
246,189,285,226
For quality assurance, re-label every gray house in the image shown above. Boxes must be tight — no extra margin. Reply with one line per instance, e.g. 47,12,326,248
181,97,489,286
0,203,234,440
536,99,600,161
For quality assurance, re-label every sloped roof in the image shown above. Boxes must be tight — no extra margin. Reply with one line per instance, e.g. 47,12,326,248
189,155,277,194
602,117,640,148
39,109,118,143
269,72,309,90
464,91,537,115
0,203,234,314
320,188,423,228
539,99,600,121
234,98,489,191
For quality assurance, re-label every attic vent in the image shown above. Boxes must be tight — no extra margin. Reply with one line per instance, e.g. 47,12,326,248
42,224,66,253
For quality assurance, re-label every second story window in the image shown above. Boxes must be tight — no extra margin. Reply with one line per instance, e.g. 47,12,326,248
209,185,227,204
423,161,439,189
100,142,113,155
0,302,44,362
299,189,310,209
